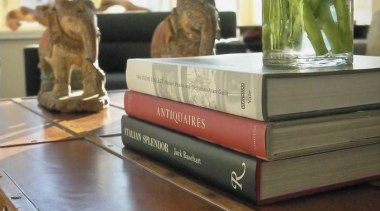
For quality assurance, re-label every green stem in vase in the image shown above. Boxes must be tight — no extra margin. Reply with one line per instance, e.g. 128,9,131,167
333,0,353,52
307,0,322,14
279,0,289,49
270,0,285,49
268,0,279,49
288,0,303,49
263,0,288,51
262,0,272,53
317,0,345,53
302,1,328,55
263,0,352,56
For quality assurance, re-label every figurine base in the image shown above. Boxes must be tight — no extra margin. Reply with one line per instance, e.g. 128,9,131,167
38,91,109,113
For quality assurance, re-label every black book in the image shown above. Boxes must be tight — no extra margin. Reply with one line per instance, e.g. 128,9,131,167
121,115,380,205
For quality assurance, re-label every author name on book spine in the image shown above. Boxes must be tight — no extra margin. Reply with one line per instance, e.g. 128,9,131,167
123,127,202,165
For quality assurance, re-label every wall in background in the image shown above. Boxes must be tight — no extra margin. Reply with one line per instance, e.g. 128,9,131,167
0,32,41,98
373,1,380,12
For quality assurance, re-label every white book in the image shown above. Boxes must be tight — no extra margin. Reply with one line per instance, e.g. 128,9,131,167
126,53,380,121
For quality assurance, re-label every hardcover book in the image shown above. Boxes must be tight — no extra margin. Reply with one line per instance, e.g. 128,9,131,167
124,90,380,160
121,115,380,205
125,53,380,121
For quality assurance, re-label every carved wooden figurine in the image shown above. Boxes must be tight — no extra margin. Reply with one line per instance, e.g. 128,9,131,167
151,0,220,58
37,0,108,112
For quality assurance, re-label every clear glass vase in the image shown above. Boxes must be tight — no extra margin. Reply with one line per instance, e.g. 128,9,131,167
262,0,353,67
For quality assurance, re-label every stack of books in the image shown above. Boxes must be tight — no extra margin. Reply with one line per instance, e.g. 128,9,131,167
121,53,380,205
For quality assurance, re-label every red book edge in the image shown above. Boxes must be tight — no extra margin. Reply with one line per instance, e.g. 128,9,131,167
124,90,268,159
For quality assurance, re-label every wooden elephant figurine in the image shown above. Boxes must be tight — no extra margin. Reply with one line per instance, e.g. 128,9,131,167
42,0,106,98
150,0,220,58
37,0,108,112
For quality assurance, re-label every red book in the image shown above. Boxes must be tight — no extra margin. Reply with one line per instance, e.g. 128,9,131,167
124,90,268,159
124,90,380,161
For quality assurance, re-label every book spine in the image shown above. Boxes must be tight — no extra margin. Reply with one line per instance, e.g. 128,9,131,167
126,60,266,120
124,90,269,159
121,115,259,203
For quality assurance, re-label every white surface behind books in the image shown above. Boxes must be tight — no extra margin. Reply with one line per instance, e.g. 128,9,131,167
126,53,380,121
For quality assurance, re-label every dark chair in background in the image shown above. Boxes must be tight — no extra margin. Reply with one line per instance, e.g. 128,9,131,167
24,11,247,96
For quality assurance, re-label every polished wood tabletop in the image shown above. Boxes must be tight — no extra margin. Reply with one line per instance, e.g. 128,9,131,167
1,91,379,211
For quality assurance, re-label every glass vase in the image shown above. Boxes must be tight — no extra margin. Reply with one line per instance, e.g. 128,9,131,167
262,0,353,67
